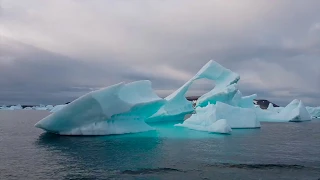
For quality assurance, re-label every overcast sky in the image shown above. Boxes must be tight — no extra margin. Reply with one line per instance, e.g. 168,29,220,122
1,0,320,106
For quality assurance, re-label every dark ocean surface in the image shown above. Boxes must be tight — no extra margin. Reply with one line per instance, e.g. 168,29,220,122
1,111,320,180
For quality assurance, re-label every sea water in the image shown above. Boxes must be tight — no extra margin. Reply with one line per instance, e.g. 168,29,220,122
1,111,320,180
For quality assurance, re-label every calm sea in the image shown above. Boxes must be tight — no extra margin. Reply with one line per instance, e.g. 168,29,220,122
1,111,320,180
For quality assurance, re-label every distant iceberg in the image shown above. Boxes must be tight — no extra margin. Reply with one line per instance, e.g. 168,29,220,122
306,106,320,118
8,105,23,110
35,80,165,135
256,99,312,122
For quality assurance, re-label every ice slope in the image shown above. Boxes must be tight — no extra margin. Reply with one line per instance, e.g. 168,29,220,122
35,80,165,135
175,104,232,134
267,103,275,111
196,61,240,107
146,60,240,122
306,106,320,118
238,94,257,108
176,101,260,133
230,90,257,108
256,99,312,122
50,105,67,113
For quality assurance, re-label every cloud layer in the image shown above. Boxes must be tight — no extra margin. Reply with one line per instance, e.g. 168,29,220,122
1,0,320,106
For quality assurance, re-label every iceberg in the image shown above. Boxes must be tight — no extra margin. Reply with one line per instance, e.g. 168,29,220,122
238,94,257,108
146,60,240,122
0,105,8,110
8,105,23,110
175,104,232,134
176,101,260,133
256,99,312,122
35,80,165,135
33,104,48,110
195,62,240,107
175,60,259,133
215,102,260,128
267,103,275,111
45,105,54,111
196,83,239,107
306,106,320,118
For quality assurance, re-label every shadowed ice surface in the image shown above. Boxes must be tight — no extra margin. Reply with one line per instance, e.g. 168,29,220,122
1,111,320,180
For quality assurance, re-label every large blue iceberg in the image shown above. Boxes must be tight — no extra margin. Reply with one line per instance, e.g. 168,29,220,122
35,80,165,135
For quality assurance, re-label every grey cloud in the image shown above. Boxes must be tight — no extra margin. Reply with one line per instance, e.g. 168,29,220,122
1,0,320,106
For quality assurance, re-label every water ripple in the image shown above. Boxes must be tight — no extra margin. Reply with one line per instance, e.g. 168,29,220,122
121,167,184,175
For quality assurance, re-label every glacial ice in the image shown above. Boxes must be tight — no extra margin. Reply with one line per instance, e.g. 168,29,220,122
29,59,317,136
306,106,320,118
146,60,240,122
215,102,260,128
35,80,165,135
50,104,67,113
175,104,232,134
8,105,23,110
45,105,54,111
256,99,312,122
176,101,260,134
267,103,275,111
195,62,240,107
176,60,260,133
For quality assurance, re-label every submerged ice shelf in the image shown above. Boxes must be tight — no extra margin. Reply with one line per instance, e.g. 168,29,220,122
32,60,317,136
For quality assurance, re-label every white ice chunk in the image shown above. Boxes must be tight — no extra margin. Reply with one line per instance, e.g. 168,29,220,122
215,102,260,128
35,80,165,135
34,106,48,110
256,99,312,122
238,94,257,108
8,105,23,110
306,106,320,118
196,83,239,107
267,103,274,111
0,105,8,110
196,61,240,107
45,105,54,111
175,104,232,134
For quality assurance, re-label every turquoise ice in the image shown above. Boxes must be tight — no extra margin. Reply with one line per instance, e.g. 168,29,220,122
35,80,165,135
